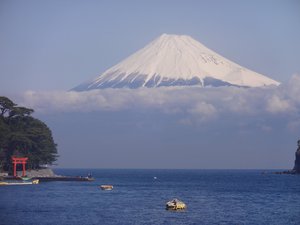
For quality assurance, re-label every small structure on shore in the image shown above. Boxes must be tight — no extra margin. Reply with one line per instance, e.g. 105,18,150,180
166,199,186,210
11,157,28,177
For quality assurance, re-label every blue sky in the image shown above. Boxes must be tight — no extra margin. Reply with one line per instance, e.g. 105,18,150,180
1,0,300,168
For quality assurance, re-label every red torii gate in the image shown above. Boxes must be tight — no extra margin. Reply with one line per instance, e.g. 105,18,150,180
12,157,28,177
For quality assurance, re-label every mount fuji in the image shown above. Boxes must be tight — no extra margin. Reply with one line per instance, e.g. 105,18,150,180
72,34,279,91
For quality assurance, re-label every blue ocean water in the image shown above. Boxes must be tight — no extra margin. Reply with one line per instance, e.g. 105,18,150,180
0,169,299,225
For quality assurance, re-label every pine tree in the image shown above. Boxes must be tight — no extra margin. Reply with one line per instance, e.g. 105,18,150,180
0,96,58,172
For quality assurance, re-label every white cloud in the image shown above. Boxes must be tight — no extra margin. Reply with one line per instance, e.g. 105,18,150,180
187,102,218,123
18,75,300,127
266,95,292,114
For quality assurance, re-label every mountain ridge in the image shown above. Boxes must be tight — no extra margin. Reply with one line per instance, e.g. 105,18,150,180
73,34,279,91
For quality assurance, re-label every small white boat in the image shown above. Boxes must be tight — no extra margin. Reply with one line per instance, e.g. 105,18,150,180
0,179,39,186
100,185,113,190
166,198,186,210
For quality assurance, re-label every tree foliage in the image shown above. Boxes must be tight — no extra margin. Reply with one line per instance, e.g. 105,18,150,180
0,96,58,171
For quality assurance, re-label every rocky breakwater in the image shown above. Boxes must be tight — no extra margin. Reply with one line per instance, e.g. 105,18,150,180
28,168,94,182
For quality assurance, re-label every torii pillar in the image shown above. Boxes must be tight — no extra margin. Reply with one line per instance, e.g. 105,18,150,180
12,157,28,177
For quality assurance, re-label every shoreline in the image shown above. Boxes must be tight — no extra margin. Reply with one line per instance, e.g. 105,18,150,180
0,168,94,182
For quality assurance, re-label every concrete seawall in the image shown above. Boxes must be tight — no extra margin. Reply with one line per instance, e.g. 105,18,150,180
17,168,56,178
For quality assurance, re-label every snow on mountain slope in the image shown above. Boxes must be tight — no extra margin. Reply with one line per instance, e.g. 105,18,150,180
73,34,280,91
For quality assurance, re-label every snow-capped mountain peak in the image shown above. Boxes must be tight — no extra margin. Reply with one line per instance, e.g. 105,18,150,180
73,34,280,91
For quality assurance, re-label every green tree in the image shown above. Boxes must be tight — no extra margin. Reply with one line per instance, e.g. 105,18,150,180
0,96,58,172
0,116,10,171
0,96,15,117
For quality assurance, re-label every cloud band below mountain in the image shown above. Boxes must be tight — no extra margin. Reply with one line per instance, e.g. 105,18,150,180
18,74,300,130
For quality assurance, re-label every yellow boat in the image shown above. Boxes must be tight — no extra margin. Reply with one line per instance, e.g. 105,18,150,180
100,185,113,190
166,199,186,210
0,179,39,186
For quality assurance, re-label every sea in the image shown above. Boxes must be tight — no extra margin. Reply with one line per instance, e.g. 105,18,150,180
0,169,299,225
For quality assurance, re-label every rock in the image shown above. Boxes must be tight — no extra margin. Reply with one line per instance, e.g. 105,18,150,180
17,168,57,178
274,139,300,175
274,170,296,175
293,139,300,173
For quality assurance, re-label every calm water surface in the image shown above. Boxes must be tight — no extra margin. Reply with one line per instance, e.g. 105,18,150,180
0,169,299,225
